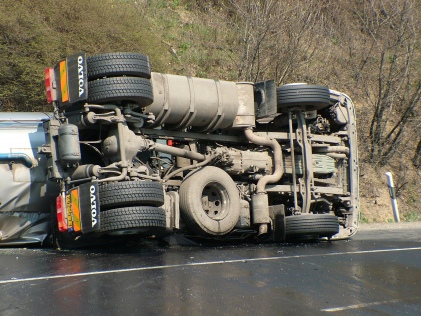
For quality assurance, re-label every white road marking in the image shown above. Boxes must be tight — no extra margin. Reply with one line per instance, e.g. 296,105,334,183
321,297,421,312
0,246,420,285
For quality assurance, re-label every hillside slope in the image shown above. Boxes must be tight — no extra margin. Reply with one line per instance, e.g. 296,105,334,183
0,0,420,222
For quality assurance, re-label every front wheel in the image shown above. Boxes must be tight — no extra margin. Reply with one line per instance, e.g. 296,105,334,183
285,214,339,240
277,84,332,111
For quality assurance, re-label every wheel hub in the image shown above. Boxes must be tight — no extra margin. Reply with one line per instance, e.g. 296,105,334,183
201,182,229,220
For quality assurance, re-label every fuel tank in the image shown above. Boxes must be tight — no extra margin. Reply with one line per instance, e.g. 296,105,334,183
144,72,242,132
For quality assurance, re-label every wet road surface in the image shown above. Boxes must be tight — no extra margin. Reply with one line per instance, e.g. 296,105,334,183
1,223,420,315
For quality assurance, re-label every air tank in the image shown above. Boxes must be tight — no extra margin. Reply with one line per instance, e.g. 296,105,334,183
58,124,81,164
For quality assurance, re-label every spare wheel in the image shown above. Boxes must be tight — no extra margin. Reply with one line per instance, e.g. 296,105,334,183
179,166,240,236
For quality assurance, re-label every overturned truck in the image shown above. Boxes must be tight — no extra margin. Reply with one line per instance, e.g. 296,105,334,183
0,52,359,246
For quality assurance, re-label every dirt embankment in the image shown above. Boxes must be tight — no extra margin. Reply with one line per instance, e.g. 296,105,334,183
359,163,421,223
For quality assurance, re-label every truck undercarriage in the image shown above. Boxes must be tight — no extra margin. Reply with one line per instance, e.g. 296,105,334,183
0,52,359,246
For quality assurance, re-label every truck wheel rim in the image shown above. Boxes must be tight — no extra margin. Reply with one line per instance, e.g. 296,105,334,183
202,182,229,220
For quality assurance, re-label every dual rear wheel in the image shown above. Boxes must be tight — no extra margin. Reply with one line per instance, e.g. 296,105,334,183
97,181,166,237
86,52,153,107
83,54,158,237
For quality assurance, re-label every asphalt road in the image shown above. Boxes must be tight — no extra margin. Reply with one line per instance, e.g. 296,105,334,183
1,222,420,316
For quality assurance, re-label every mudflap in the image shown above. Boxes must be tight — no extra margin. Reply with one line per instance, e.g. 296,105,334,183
65,182,100,234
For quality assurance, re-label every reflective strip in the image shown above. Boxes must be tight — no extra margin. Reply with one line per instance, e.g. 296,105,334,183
59,60,69,103
71,188,81,232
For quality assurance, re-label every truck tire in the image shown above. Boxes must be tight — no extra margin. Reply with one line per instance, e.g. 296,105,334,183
88,77,153,106
99,181,165,210
285,214,339,239
277,84,332,110
98,206,166,236
179,166,240,236
87,52,151,80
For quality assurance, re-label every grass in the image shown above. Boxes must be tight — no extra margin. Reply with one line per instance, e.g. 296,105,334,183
359,213,370,224
403,211,421,222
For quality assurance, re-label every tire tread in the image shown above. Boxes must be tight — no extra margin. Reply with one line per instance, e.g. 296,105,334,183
98,206,166,233
88,77,153,106
285,214,339,238
87,52,151,80
99,181,164,209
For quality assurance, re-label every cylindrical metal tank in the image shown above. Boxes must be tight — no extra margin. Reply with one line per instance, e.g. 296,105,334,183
58,124,81,164
145,72,240,132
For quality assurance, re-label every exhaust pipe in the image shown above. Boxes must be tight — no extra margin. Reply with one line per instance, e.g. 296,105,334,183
244,128,283,235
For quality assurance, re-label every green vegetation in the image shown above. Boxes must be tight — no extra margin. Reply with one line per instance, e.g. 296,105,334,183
359,213,370,224
0,0,168,111
403,211,421,222
1,0,421,221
